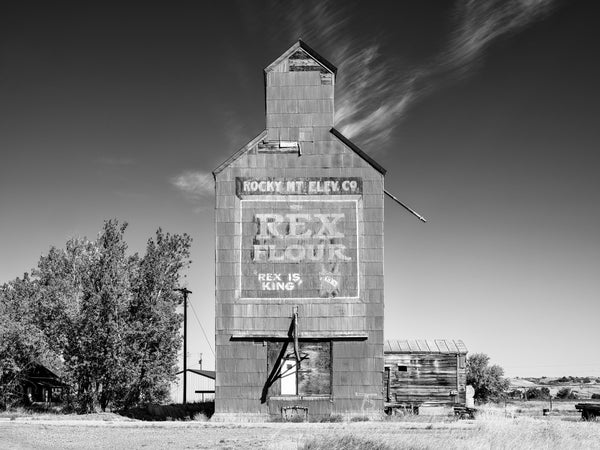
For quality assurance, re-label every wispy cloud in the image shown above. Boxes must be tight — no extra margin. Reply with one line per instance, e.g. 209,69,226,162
268,0,557,150
171,171,214,209
338,0,556,148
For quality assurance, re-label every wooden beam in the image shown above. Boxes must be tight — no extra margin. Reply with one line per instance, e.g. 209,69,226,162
230,331,368,340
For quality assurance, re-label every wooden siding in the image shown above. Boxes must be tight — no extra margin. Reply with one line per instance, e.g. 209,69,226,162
214,41,384,419
384,353,467,407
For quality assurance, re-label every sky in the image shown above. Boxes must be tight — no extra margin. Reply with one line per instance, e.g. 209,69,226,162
1,0,599,378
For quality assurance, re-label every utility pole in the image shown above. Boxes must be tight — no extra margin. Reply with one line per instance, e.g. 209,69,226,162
175,287,192,404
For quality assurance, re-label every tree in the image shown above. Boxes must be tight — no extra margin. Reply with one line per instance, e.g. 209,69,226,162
556,387,578,400
524,386,550,400
466,353,509,402
0,274,59,409
115,228,192,408
0,220,192,412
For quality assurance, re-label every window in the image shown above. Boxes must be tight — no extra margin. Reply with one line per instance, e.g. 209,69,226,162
268,341,331,396
397,365,408,372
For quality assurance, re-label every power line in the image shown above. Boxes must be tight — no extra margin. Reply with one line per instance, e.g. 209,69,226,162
189,301,215,357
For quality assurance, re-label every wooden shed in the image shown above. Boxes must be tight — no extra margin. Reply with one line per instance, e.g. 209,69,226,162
22,362,68,405
384,339,468,411
212,40,385,421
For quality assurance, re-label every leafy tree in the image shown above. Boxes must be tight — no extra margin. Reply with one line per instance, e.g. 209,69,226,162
62,220,134,412
466,353,509,402
0,274,60,408
0,220,191,412
115,228,192,408
525,386,550,400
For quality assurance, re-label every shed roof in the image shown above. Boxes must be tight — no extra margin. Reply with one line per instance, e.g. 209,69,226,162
176,368,216,380
384,339,468,355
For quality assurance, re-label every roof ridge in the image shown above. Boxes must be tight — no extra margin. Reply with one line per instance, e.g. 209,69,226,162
264,39,337,75
213,130,267,176
330,128,387,175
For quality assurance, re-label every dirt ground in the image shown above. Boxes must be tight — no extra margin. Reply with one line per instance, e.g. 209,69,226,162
0,420,475,450
2,403,599,450
2,418,600,450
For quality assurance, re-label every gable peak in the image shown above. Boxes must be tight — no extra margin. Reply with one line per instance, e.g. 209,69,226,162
265,40,337,77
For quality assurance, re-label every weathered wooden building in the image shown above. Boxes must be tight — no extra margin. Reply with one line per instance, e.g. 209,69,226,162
213,40,385,420
384,339,468,411
22,362,68,404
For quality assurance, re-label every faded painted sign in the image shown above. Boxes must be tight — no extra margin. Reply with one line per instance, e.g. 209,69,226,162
236,177,362,196
240,198,359,299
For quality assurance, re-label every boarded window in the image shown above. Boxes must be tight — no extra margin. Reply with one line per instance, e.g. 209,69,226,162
267,341,331,396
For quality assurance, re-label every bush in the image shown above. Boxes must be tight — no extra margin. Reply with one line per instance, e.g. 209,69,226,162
350,416,369,422
317,414,343,423
556,388,578,400
466,353,509,402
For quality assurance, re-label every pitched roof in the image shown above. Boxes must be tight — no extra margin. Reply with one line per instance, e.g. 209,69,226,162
212,130,267,176
330,128,387,175
265,39,337,75
384,339,468,355
213,128,387,176
176,368,216,380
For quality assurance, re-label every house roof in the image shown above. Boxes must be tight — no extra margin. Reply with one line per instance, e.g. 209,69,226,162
384,339,468,355
176,368,216,380
265,39,337,75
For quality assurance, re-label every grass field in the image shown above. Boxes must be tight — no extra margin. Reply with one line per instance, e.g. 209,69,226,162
1,402,599,449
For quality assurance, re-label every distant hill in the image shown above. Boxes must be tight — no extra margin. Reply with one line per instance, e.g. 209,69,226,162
508,377,600,399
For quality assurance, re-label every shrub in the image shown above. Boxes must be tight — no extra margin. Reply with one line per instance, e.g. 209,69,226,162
350,416,369,422
318,414,343,423
556,388,578,400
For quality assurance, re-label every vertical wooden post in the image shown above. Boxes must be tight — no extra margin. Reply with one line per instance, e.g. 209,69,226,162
456,354,460,404
292,306,300,366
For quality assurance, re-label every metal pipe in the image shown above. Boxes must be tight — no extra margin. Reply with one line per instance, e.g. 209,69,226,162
384,190,427,222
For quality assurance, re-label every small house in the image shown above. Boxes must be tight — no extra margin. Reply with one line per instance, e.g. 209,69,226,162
22,362,68,404
384,339,468,411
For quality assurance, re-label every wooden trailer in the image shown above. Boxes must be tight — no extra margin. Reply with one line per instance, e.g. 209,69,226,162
384,339,468,414
576,403,600,421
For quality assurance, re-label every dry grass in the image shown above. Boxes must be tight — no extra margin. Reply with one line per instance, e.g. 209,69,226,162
300,418,600,450
302,435,392,450
3,401,599,449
